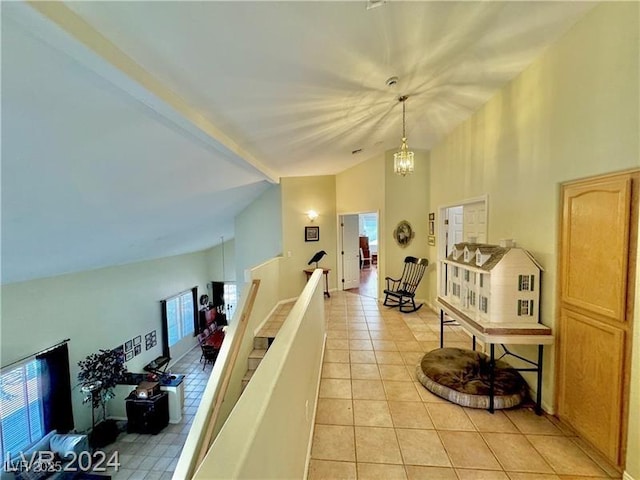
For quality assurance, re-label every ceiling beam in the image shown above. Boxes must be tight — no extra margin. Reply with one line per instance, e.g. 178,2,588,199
11,0,280,183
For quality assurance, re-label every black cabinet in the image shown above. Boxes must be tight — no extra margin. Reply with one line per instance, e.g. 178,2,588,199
126,392,169,434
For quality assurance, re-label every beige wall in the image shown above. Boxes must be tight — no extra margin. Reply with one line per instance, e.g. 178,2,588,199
336,154,386,295
426,2,638,475
280,176,338,299
0,251,214,431
335,149,431,300
384,149,431,302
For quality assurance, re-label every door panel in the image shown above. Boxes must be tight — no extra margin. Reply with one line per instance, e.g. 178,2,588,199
558,308,624,462
557,171,637,468
561,178,631,322
463,202,487,243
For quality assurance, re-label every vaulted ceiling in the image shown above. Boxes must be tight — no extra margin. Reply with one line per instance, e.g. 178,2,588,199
1,1,594,284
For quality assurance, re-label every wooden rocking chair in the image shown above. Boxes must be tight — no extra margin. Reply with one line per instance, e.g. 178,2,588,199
383,256,428,313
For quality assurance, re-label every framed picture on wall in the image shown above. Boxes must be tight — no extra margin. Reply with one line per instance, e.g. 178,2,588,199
125,351,133,361
133,335,141,346
134,344,141,356
305,226,320,242
125,340,133,352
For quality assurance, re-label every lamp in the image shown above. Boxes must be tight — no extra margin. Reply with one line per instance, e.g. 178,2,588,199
307,210,318,222
393,95,414,177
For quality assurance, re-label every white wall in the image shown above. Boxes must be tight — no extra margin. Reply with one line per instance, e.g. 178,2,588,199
234,184,283,291
1,251,214,431
425,2,639,475
205,238,236,283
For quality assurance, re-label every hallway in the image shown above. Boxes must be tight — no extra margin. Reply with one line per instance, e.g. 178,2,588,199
346,263,378,300
308,291,619,479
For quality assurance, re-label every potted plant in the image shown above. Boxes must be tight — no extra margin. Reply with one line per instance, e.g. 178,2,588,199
77,348,127,447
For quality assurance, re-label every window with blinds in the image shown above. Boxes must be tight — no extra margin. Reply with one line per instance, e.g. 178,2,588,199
165,291,195,347
0,360,44,458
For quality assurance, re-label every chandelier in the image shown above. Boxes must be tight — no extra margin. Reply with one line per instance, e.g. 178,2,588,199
393,95,414,177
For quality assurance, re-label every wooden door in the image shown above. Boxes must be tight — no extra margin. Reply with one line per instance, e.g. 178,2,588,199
341,215,360,290
557,170,638,467
463,201,487,243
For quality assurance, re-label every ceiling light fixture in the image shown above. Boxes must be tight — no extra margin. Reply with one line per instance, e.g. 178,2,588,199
394,95,414,177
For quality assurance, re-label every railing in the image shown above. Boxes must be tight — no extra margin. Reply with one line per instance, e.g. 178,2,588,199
173,279,260,480
192,269,325,479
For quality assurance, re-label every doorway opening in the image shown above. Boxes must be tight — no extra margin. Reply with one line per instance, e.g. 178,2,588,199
437,196,488,298
338,212,379,299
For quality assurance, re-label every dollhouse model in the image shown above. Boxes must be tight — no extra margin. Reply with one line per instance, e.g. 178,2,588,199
441,241,543,325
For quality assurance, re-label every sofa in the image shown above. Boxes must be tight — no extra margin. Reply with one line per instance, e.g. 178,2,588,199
1,430,89,480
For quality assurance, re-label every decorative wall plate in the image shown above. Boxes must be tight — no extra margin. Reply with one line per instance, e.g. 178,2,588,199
394,220,415,248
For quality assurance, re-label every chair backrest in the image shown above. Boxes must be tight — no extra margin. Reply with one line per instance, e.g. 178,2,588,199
399,256,428,294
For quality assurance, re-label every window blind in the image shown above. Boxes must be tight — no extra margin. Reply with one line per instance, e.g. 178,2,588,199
0,360,44,458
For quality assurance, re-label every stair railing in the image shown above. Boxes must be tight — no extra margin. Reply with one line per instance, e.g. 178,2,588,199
173,278,260,480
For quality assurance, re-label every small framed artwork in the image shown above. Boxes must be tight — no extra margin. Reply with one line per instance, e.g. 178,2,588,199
428,212,435,236
125,351,133,361
428,235,436,246
428,213,435,221
133,335,141,346
305,226,320,242
114,345,125,363
145,330,157,351
134,344,141,356
125,340,133,352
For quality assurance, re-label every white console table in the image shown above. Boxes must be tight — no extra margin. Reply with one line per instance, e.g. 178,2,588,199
437,297,554,414
160,375,185,424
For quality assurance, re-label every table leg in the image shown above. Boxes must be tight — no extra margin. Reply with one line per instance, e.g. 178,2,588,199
439,310,444,349
324,272,330,298
489,344,495,414
536,345,543,415
472,336,476,351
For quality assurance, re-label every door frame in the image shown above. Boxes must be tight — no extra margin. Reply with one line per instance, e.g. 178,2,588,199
554,169,638,469
336,210,380,295
437,195,489,297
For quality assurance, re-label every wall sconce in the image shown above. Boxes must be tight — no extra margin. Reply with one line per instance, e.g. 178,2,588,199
307,210,319,222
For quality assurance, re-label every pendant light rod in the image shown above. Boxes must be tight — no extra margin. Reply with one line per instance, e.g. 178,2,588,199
399,95,408,138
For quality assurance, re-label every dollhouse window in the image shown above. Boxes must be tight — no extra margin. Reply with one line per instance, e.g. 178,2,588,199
464,270,470,282
479,274,484,288
518,275,535,291
480,296,488,313
517,299,534,316
453,266,459,277
469,291,476,306
453,284,460,297
464,250,470,262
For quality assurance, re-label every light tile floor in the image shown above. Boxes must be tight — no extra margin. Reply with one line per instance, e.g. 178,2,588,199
103,348,211,480
308,291,621,480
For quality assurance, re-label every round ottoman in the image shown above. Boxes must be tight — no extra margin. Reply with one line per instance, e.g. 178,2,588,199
415,347,528,409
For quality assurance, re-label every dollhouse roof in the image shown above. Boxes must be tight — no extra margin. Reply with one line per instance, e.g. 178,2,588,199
447,242,542,272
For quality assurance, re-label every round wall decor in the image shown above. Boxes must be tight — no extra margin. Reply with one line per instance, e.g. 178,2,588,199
393,220,415,248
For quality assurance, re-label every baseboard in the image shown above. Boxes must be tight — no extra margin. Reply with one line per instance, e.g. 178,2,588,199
623,471,636,480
